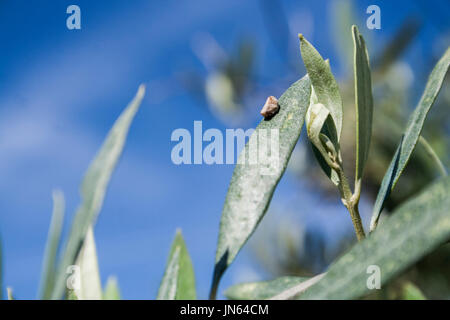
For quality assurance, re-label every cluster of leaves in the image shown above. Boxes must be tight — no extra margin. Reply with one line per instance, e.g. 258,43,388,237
1,23,449,300
216,25,450,300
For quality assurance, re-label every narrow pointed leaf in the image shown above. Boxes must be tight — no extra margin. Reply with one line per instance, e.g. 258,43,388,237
38,190,65,299
103,276,121,300
51,85,145,299
352,25,373,185
74,226,102,300
157,249,180,300
373,18,421,74
331,0,357,73
370,48,450,231
210,76,311,298
225,276,318,300
299,176,450,300
299,34,343,142
157,230,196,300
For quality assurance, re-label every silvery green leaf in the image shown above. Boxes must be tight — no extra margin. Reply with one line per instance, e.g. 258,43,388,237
352,25,374,187
299,176,450,299
157,249,180,300
300,38,342,186
370,47,450,232
299,34,343,143
210,76,311,299
51,85,145,299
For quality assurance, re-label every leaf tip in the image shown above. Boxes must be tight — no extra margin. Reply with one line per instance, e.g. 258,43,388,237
175,228,184,239
135,84,146,102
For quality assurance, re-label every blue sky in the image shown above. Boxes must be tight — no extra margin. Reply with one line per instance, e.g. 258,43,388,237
0,0,448,299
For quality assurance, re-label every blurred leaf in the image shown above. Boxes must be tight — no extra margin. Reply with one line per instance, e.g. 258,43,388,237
38,190,65,299
352,25,374,186
51,85,146,299
299,34,343,143
373,17,421,76
259,0,291,65
331,0,357,73
74,226,102,300
103,276,121,300
210,76,311,298
370,48,450,231
402,282,426,300
157,230,196,300
299,176,450,300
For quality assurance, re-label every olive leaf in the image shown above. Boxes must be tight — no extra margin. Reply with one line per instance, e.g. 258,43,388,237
352,25,373,189
299,34,343,143
103,276,121,300
51,85,146,299
38,190,65,299
210,76,311,299
157,230,196,300
370,47,450,232
299,175,450,300
157,248,180,300
301,39,342,186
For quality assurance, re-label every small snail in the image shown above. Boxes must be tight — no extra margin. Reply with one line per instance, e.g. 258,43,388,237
260,96,279,119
